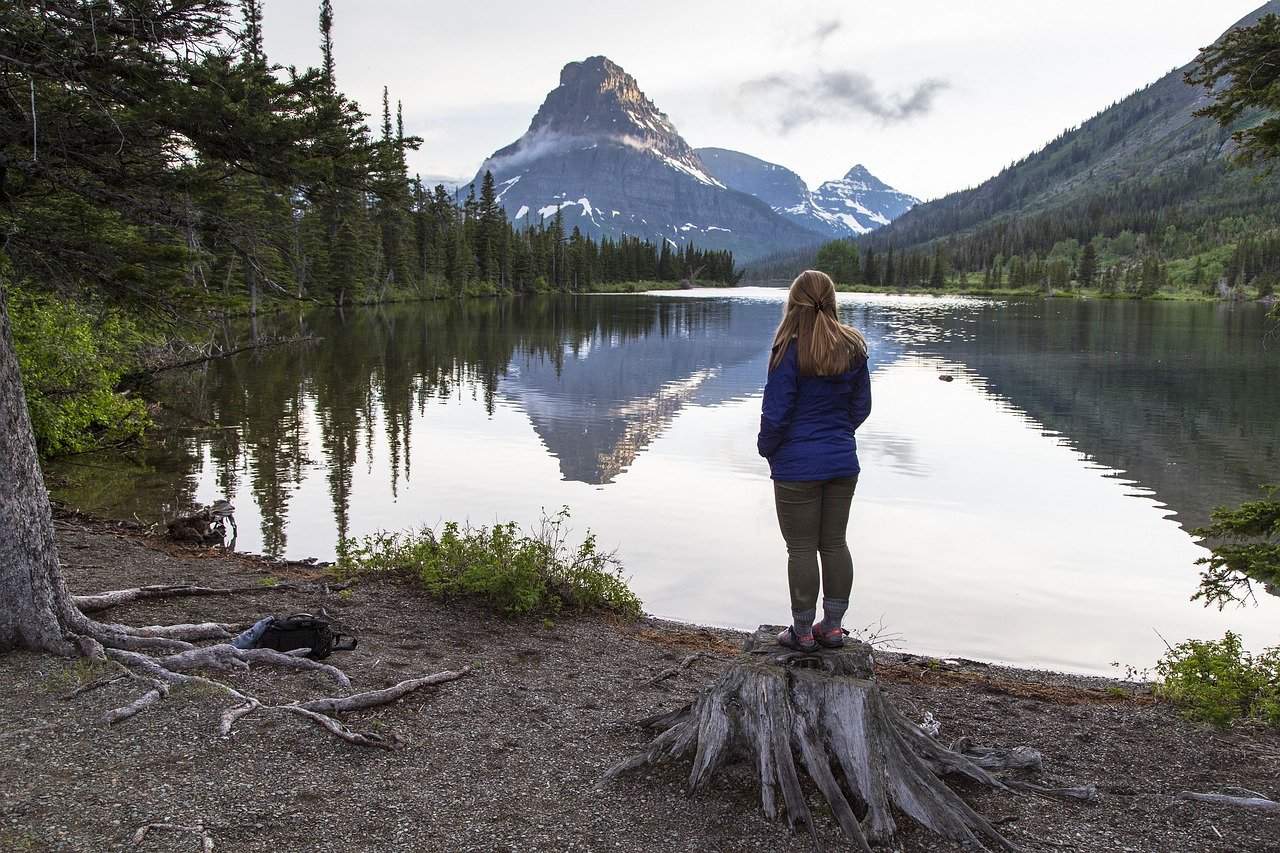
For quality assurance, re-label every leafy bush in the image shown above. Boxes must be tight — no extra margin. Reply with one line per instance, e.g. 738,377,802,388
1155,631,1280,726
8,289,152,456
336,508,642,618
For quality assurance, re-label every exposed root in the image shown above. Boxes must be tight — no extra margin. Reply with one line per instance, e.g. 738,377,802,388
1006,780,1099,802
291,668,472,715
219,699,261,736
951,737,1044,772
57,672,126,700
233,647,352,689
61,594,469,749
94,640,471,748
1178,790,1280,814
101,648,251,724
606,626,1023,852
101,678,170,726
277,704,398,749
66,609,235,654
151,644,352,689
645,652,702,687
132,820,214,852
74,582,297,614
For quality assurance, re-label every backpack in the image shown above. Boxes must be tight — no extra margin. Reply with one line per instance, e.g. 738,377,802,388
257,613,356,660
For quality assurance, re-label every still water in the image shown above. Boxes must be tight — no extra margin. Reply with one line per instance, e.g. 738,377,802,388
50,289,1280,674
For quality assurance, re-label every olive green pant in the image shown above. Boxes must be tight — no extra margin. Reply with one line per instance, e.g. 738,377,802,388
773,476,857,615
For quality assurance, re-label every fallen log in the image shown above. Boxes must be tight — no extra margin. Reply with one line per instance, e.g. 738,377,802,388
605,625,1027,852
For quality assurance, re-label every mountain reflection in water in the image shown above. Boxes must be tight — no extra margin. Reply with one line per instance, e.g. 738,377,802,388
48,289,1280,674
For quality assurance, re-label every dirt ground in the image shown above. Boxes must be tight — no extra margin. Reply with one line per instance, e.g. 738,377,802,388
1,515,1278,853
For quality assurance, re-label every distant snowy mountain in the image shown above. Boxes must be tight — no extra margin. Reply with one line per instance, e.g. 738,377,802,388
473,56,820,262
697,148,918,238
810,165,919,235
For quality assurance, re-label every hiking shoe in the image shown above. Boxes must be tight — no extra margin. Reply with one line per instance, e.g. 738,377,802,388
777,625,818,652
813,623,846,649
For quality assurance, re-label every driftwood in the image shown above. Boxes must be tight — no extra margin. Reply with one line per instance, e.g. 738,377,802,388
1178,789,1280,814
166,500,237,546
605,626,1029,852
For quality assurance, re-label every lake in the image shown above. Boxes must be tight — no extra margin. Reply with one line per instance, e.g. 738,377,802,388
49,288,1280,675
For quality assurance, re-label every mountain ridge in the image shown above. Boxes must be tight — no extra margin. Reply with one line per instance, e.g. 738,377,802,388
473,56,821,262
695,148,918,238
859,1,1280,265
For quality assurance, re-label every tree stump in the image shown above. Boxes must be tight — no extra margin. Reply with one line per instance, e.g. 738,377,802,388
604,626,1020,852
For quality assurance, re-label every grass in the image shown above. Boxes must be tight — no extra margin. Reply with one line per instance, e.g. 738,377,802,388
40,657,114,695
334,508,642,618
585,280,691,294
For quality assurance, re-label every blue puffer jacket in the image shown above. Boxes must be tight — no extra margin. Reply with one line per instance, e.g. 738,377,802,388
757,340,872,481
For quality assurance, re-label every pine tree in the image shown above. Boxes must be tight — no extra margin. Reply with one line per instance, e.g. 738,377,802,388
928,246,946,289
477,171,503,284
319,0,336,89
1079,241,1098,289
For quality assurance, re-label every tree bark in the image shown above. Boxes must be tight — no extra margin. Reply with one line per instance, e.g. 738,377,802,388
0,284,77,653
606,626,1025,851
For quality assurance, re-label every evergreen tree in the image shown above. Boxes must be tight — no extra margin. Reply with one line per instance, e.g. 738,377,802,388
1079,241,1098,288
928,246,947,289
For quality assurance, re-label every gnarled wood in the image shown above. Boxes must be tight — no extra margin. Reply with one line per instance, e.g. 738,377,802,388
74,582,297,614
605,626,1026,851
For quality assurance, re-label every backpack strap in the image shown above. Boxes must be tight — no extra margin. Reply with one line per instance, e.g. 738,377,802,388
331,634,357,652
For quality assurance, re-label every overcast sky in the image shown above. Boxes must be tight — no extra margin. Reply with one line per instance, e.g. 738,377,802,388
261,1,1263,201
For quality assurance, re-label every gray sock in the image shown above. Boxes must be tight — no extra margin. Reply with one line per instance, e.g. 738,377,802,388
819,597,849,631
792,608,816,639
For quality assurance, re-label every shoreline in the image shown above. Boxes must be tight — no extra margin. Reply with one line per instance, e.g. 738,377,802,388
4,511,1277,851
55,507,1147,683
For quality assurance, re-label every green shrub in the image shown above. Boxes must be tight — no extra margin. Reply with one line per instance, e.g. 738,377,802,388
8,289,152,456
335,508,642,618
1155,631,1280,726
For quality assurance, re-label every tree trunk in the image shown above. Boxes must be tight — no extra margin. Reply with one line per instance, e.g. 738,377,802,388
605,626,1023,851
0,286,475,743
0,285,76,653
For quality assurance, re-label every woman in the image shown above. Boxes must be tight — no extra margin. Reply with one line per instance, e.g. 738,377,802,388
757,270,871,652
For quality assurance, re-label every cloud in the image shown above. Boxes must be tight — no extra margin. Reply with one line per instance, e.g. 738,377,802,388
479,127,583,175
479,127,664,177
737,70,949,132
808,19,842,46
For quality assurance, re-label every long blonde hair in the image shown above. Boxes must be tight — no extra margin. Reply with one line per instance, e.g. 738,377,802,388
769,270,868,374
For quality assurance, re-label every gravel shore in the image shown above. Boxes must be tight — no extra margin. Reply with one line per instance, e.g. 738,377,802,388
2,515,1277,852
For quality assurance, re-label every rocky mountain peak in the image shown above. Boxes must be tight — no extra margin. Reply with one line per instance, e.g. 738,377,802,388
474,58,823,261
524,56,689,158
838,165,891,192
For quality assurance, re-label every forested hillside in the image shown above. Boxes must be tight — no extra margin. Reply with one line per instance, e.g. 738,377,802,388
0,1,736,456
1,2,736,314
755,3,1280,295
